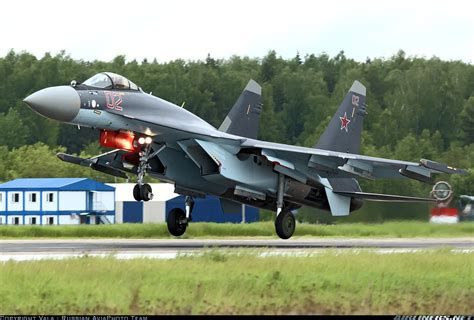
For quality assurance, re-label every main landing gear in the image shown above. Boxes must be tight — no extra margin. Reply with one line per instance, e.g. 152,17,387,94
274,173,295,239
167,196,194,237
133,146,154,202
275,209,295,239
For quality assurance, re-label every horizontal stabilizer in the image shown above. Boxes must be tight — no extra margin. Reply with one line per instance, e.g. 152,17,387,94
334,191,435,203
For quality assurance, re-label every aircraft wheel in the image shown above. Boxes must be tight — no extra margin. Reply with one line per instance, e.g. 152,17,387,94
141,183,153,202
167,208,187,237
275,210,295,240
133,184,142,201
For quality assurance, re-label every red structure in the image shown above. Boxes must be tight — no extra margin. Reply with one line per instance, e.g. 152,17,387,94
431,207,458,223
430,181,459,223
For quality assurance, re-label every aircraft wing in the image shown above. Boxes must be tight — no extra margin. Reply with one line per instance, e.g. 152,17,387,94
239,139,468,183
57,149,134,179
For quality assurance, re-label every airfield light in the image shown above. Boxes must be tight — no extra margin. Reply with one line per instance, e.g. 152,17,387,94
138,137,146,145
145,136,152,144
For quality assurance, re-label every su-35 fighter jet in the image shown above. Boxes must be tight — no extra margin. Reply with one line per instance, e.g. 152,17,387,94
23,72,468,239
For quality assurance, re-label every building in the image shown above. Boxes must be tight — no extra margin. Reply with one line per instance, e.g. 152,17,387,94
0,179,258,225
167,195,259,223
110,183,259,223
110,183,178,223
0,178,115,225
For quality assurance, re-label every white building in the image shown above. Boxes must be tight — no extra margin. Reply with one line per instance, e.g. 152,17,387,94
109,183,178,223
0,178,115,225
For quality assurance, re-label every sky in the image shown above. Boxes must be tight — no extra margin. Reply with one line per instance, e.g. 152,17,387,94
0,0,473,63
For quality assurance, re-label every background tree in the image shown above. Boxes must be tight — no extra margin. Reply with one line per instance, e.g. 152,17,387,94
0,50,471,201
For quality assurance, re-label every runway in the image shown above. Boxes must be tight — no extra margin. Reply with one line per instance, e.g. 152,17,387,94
1,238,473,261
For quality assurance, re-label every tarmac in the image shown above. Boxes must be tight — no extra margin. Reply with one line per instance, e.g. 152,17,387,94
1,238,473,261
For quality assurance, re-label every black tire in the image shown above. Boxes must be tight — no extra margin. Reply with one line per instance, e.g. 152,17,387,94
167,208,187,237
275,210,295,239
141,183,153,202
133,184,142,201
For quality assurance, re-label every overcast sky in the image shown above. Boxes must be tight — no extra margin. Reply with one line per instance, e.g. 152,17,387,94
1,0,473,63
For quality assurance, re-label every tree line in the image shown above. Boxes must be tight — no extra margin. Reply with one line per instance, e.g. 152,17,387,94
0,49,472,198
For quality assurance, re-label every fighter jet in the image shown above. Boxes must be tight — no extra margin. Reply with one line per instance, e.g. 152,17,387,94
23,72,468,239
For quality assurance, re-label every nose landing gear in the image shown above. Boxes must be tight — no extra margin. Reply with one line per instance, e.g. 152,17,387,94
133,145,155,202
133,183,153,201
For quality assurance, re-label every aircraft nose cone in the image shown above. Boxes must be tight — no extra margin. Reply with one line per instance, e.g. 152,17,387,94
23,86,80,122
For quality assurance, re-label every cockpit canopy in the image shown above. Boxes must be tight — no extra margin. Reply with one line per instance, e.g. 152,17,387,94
83,72,139,90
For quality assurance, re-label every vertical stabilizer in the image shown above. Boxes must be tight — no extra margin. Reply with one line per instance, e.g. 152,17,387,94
315,81,367,154
219,79,262,139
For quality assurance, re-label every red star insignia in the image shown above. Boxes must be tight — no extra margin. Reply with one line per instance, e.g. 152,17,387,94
340,112,350,132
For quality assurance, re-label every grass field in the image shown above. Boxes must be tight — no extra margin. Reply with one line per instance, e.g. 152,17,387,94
0,250,472,314
0,221,473,238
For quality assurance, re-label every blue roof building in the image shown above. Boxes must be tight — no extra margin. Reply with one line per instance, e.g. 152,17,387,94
0,178,115,225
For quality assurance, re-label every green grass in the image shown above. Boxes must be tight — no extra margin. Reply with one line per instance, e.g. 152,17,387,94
0,250,472,314
0,221,473,238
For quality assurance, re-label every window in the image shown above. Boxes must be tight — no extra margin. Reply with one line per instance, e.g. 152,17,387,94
109,73,130,89
129,81,139,90
0,216,3,224
83,73,113,89
84,72,139,91
0,193,2,202
48,217,54,225
30,217,37,225
29,193,37,203
12,193,20,203
47,193,54,202
13,217,20,225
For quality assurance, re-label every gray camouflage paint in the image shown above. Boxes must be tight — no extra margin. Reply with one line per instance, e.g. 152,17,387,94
23,74,468,216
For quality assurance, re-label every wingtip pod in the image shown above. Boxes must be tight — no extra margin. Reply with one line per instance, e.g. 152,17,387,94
350,80,366,96
245,79,261,95
420,159,470,175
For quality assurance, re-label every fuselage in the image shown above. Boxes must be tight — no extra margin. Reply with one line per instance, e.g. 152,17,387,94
23,73,363,213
